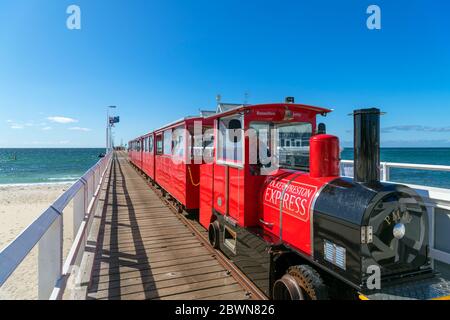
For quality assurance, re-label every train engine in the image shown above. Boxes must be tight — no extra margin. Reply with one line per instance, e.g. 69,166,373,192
202,104,437,300
269,109,429,299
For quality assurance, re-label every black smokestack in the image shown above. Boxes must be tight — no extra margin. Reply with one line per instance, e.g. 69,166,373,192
353,108,382,184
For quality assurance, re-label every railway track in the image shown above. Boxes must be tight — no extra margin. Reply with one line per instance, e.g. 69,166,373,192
127,157,268,301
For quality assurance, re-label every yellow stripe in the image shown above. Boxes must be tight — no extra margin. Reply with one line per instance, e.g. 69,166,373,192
432,295,450,300
359,293,450,300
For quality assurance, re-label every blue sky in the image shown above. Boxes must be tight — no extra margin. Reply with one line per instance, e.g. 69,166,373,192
0,0,449,148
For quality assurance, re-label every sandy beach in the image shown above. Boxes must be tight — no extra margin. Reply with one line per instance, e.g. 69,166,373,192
0,183,74,300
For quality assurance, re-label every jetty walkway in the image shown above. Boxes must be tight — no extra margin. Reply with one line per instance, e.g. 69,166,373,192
85,152,254,300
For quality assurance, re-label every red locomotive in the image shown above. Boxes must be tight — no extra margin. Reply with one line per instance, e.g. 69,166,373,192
129,98,449,300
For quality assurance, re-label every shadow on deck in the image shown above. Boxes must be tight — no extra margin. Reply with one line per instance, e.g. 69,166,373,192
86,153,249,300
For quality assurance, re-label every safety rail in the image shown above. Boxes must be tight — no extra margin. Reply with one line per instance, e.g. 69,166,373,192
340,160,450,268
0,152,113,300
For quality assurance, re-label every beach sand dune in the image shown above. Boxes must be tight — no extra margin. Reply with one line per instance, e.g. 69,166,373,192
0,183,74,300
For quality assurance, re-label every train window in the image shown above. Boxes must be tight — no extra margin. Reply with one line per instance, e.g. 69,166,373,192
156,135,163,155
163,129,172,155
203,134,214,162
217,115,243,165
149,136,154,154
276,122,312,170
249,122,272,168
172,126,185,159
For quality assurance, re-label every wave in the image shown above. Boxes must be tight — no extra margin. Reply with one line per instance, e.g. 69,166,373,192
0,181,76,188
46,176,80,181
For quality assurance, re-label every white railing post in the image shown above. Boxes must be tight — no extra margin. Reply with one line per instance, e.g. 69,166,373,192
381,162,389,181
88,174,93,203
73,186,85,239
38,211,63,300
91,171,95,199
93,169,96,193
430,206,436,269
97,167,101,188
81,178,88,214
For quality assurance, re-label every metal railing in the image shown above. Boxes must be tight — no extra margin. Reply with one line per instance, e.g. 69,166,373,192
0,152,112,300
340,160,450,268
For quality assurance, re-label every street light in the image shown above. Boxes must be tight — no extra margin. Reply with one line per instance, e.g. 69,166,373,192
106,106,117,152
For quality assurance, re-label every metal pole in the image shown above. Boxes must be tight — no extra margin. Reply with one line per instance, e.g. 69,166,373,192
106,106,117,153
106,108,109,152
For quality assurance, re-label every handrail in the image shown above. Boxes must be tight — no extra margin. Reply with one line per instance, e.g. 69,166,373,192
340,160,450,173
340,159,450,269
0,151,113,300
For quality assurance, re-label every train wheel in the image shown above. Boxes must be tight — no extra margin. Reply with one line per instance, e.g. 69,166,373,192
208,221,220,249
272,265,328,300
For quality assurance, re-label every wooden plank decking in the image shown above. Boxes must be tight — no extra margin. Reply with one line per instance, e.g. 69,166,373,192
86,152,250,300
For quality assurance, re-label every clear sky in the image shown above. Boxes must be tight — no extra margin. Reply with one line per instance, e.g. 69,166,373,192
0,0,449,148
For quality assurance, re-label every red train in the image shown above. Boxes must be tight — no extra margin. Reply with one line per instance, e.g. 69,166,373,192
129,98,449,300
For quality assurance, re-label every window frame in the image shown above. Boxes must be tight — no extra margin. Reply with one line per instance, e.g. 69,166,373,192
215,114,245,168
149,135,154,154
156,134,163,155
275,122,313,172
172,125,186,160
163,129,172,155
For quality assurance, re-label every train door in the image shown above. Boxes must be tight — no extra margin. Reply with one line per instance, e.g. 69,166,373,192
148,134,154,179
155,133,163,182
213,114,245,223
199,124,215,228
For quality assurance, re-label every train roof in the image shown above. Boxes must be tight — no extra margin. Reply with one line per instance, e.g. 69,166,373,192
129,102,331,142
153,115,203,133
204,102,332,120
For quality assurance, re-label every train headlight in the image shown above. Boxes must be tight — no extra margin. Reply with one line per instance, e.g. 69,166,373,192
393,223,406,240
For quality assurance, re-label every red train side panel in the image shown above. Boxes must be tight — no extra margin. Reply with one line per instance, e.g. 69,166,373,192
154,117,212,210
141,133,155,180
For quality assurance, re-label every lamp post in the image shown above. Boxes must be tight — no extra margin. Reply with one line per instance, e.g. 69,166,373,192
106,106,117,152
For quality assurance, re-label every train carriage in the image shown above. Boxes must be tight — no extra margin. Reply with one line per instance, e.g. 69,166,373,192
153,116,213,210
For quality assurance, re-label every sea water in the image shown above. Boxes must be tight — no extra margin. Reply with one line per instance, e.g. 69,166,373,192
0,148,105,185
341,148,450,189
0,148,449,189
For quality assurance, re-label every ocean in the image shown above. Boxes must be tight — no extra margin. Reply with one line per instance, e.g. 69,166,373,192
341,148,450,189
0,148,105,185
0,148,449,189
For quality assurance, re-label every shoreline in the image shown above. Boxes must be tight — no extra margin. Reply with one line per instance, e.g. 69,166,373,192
0,180,78,188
